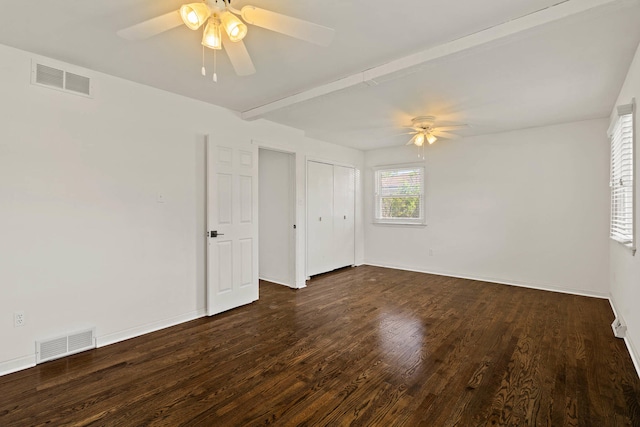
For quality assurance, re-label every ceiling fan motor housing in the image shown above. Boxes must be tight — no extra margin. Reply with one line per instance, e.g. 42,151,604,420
411,116,436,130
206,0,226,13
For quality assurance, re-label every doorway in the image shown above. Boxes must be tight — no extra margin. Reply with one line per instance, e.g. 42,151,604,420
258,148,296,287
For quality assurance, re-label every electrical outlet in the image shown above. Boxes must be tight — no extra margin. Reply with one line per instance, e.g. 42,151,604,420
14,311,25,327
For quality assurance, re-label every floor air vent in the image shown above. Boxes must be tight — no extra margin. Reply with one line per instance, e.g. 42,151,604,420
31,61,92,97
36,327,96,364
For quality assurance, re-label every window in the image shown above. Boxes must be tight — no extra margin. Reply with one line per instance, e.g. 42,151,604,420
374,164,425,225
609,101,635,251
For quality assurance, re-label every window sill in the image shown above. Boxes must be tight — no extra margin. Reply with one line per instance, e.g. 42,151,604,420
611,238,637,256
372,221,427,227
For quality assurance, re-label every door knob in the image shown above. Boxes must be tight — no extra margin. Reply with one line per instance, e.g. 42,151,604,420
209,230,224,238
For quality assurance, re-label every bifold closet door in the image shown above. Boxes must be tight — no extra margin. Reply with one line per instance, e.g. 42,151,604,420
307,161,334,277
333,165,355,270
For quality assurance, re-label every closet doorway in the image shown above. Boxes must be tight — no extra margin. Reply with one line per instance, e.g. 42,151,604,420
258,148,296,287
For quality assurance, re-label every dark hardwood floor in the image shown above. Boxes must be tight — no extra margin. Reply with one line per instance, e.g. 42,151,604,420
1,265,639,426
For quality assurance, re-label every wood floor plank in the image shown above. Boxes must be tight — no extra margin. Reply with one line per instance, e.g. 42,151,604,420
1,265,639,426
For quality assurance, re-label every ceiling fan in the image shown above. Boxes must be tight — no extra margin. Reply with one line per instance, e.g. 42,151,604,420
403,116,468,146
117,0,335,79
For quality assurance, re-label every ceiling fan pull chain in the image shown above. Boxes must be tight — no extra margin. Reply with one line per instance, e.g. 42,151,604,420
201,45,206,76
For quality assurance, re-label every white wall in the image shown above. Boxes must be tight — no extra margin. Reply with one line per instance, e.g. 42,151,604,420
364,119,610,296
610,40,640,374
0,43,364,375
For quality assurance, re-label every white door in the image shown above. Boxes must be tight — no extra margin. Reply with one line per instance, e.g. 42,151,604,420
333,165,355,269
206,137,259,316
307,161,334,277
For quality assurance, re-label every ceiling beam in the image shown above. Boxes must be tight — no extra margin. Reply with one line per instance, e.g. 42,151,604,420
241,0,620,121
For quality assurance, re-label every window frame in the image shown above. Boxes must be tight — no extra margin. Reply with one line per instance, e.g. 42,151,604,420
373,163,426,226
608,99,636,254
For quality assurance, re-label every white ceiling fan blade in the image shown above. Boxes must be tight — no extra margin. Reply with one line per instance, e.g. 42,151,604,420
432,131,460,139
241,6,335,47
222,37,256,76
117,11,183,41
366,131,417,141
433,125,469,132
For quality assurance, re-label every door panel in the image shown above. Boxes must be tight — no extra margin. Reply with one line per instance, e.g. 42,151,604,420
307,161,335,277
333,165,355,269
218,173,232,224
240,238,253,287
217,241,233,293
240,175,253,223
207,137,258,315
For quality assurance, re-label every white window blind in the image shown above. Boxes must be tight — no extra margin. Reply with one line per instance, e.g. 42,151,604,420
609,102,635,248
374,165,425,225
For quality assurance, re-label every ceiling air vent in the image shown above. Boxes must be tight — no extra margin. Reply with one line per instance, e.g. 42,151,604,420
32,61,93,97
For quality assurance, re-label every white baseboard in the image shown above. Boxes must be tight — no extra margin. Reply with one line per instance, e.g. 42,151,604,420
624,336,640,380
96,309,207,348
608,297,640,379
0,354,36,377
363,262,609,300
0,309,207,377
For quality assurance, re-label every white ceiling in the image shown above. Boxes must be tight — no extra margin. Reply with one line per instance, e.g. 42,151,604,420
0,0,639,150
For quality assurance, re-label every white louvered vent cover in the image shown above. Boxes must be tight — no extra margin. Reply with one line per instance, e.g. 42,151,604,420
35,64,64,89
36,327,96,364
32,62,92,97
39,336,67,362
68,329,94,352
65,72,91,96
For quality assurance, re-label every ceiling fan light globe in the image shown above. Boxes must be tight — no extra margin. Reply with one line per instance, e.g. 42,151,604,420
221,11,247,42
426,134,437,144
180,3,211,30
413,133,425,146
202,19,222,49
